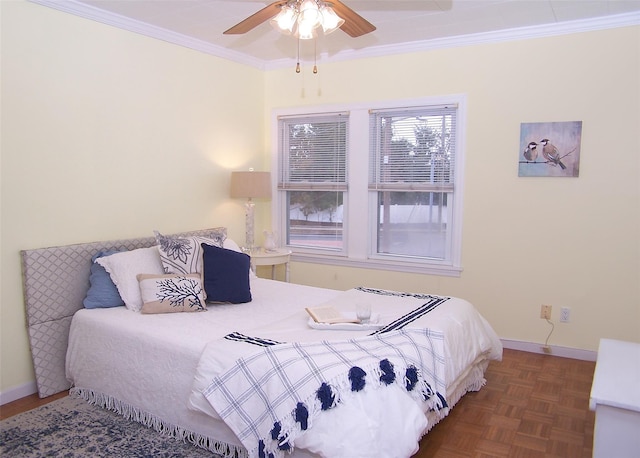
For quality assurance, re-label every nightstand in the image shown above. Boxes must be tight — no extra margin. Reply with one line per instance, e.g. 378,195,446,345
250,248,292,282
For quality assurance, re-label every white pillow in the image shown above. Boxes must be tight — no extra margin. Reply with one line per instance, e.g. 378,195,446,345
96,246,164,312
223,238,242,252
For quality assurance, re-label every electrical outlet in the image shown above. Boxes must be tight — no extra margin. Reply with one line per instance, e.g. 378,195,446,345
560,307,571,323
540,304,552,320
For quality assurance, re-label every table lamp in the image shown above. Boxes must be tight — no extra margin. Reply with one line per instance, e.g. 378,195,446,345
230,170,271,252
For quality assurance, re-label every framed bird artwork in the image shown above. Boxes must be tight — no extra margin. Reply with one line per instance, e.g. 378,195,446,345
518,121,582,177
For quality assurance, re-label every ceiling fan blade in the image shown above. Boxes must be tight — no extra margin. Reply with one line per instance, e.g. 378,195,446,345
330,0,376,37
224,1,287,35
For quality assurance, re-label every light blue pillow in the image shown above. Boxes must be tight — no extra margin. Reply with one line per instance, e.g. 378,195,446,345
83,250,125,309
201,244,252,304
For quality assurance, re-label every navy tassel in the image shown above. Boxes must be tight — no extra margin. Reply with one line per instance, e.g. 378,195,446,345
317,382,335,410
405,366,418,391
423,381,434,401
295,402,309,430
258,440,276,458
379,359,396,385
258,440,266,458
270,422,281,441
437,392,448,409
349,366,367,392
271,421,290,451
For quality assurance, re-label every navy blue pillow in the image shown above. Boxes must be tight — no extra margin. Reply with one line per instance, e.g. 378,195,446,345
83,250,125,308
201,244,252,304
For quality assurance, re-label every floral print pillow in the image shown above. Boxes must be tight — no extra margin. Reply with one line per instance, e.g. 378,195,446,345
154,228,226,275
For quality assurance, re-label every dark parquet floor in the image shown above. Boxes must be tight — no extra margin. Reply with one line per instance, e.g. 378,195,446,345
414,348,596,458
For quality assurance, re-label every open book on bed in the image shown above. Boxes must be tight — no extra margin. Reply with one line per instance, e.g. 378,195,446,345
305,305,359,324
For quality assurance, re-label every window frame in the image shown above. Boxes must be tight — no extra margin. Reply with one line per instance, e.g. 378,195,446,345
271,95,466,277
367,104,459,266
276,112,349,255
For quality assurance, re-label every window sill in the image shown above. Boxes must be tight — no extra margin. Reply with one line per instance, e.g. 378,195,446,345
290,252,463,277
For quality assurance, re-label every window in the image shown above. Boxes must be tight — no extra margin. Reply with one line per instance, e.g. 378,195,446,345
369,105,457,262
277,113,348,252
274,96,465,276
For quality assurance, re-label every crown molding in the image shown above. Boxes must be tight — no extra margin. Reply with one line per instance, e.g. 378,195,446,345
29,0,639,72
265,10,640,70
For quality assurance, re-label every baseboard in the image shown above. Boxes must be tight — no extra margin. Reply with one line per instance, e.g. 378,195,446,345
0,381,38,406
501,339,597,361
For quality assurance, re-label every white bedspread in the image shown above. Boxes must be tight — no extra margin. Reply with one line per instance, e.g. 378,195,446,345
66,279,502,458
189,287,503,458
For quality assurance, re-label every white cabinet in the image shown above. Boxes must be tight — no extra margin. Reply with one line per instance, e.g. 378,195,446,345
589,339,640,457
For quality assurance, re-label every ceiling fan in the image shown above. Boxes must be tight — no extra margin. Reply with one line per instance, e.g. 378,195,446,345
223,0,376,38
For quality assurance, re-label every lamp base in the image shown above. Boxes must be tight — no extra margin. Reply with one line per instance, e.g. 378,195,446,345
244,199,256,253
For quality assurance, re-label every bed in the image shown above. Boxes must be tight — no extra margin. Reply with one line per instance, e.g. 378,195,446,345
21,228,502,458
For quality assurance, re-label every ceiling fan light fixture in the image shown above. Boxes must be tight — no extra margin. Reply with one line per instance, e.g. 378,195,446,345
224,0,375,39
270,0,343,39
299,0,322,33
270,6,297,35
297,22,318,40
266,0,350,72
320,6,344,34
299,0,319,15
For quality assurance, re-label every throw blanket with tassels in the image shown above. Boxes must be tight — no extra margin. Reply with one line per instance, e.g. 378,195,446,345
202,328,447,458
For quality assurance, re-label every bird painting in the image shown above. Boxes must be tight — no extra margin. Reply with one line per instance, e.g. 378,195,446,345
518,121,581,177
523,142,538,162
539,138,567,169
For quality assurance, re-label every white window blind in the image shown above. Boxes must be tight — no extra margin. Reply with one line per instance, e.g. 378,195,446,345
277,113,348,252
278,114,348,191
369,105,457,192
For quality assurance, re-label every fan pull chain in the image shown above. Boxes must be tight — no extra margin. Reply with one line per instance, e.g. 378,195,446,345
294,35,320,74
313,38,318,74
296,37,301,73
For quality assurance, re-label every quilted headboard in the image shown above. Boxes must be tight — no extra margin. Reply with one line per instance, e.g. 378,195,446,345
21,228,223,398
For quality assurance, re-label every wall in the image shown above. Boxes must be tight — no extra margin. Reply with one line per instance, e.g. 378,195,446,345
1,1,267,395
265,26,640,353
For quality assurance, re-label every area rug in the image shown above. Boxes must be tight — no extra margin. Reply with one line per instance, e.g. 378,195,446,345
0,395,221,457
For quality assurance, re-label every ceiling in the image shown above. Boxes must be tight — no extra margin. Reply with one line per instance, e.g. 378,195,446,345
32,0,640,69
